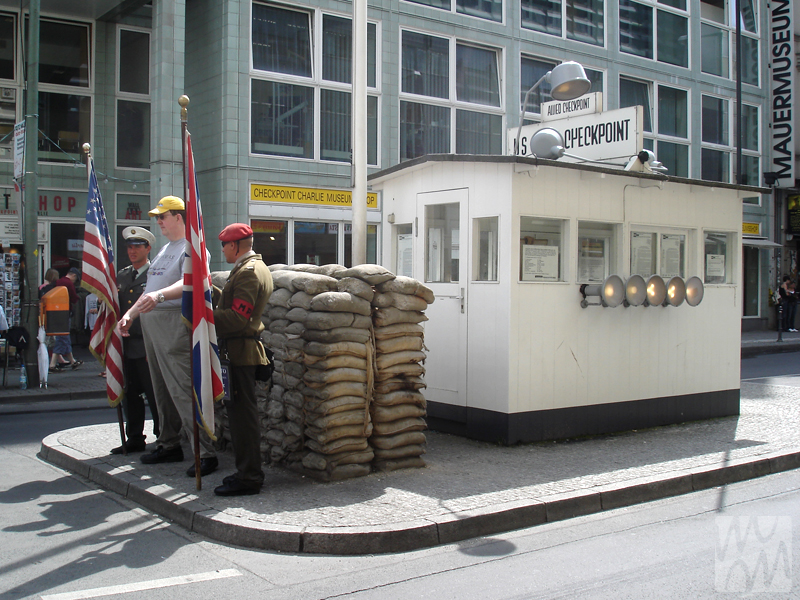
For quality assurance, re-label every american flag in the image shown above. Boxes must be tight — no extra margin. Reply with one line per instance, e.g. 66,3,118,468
181,131,224,439
81,159,124,406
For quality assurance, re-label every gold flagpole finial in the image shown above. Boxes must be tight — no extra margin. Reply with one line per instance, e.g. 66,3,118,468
179,95,189,122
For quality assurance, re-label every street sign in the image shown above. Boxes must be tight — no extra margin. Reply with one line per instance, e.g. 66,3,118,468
540,92,603,122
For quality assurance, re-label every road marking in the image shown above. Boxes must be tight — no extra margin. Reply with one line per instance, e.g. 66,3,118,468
40,569,242,600
742,375,800,382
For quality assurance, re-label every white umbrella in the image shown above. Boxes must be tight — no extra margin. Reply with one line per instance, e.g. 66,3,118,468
37,326,48,388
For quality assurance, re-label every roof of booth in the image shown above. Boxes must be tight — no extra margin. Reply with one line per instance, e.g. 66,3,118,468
368,154,770,195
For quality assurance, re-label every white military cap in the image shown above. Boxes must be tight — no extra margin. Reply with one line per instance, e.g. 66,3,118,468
122,226,155,247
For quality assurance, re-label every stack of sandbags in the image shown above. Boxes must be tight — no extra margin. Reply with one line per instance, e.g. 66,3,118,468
369,276,435,471
262,269,307,466
293,271,376,481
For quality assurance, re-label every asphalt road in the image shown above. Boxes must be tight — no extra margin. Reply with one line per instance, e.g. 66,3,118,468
3,355,800,599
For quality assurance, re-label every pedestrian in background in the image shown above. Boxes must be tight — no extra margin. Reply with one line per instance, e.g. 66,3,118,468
780,275,797,332
48,267,83,372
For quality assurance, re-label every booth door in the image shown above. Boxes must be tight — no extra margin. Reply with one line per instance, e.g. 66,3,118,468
417,188,468,409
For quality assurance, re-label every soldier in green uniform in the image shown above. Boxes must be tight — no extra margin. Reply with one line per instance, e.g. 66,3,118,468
213,223,273,496
110,226,160,454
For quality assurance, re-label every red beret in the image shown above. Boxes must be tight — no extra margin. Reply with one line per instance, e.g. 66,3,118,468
219,223,253,242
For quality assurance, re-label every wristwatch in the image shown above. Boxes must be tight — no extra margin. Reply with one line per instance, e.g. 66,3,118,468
156,291,165,304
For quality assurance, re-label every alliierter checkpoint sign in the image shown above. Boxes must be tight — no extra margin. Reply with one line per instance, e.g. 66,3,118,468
509,105,643,165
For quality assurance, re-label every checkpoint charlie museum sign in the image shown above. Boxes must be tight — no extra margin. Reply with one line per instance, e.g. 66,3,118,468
509,102,643,165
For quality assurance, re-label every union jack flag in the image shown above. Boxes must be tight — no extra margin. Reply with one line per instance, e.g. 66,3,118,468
81,159,124,406
181,131,224,439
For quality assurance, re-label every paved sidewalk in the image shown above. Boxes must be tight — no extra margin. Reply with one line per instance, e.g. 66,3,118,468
40,378,800,555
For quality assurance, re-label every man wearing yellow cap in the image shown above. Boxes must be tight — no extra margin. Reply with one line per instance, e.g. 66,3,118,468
118,195,218,477
212,223,273,496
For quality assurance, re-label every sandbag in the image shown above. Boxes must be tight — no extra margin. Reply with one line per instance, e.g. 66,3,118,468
377,276,435,304
268,263,288,272
305,394,368,416
306,422,373,444
302,327,372,344
373,307,428,326
376,350,426,370
372,292,429,312
374,363,426,380
302,448,374,470
285,403,304,423
266,400,284,419
373,390,427,407
373,323,425,339
265,429,285,446
311,291,372,316
375,336,424,354
284,321,305,336
283,420,304,437
306,409,368,430
303,367,368,385
301,380,367,400
270,271,297,292
305,341,368,358
335,264,395,285
268,306,289,321
372,444,426,460
337,277,375,302
268,287,293,308
302,354,368,370
307,437,370,455
285,307,309,322
372,403,426,422
282,361,305,379
371,417,426,436
294,310,357,330
268,319,290,334
289,291,314,310
291,272,339,295
373,377,427,393
283,389,304,408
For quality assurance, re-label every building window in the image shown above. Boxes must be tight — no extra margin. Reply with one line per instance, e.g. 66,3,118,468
704,231,732,284
473,217,499,281
344,224,378,266
520,56,558,118
619,0,687,66
252,219,288,265
38,92,90,164
119,29,149,95
740,103,759,185
521,0,604,46
520,217,565,281
38,19,90,87
400,32,503,161
251,3,379,165
701,24,728,77
701,94,730,182
0,13,14,81
620,79,689,176
404,0,503,23
117,28,151,170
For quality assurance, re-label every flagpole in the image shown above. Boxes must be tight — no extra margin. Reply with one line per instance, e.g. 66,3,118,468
83,143,126,455
180,95,202,491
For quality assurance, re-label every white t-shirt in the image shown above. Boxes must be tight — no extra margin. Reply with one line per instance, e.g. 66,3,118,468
144,238,211,309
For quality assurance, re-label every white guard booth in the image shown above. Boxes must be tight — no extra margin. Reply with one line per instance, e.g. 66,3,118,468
369,155,762,444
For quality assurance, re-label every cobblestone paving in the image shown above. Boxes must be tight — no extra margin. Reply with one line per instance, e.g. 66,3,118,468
51,381,800,529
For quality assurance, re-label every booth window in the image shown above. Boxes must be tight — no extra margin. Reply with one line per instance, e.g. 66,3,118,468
395,224,413,278
520,217,565,282
630,230,686,278
473,217,498,281
578,221,618,283
426,203,460,283
704,231,732,284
